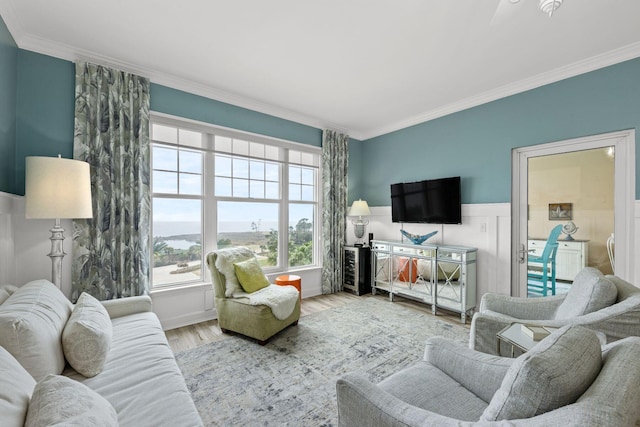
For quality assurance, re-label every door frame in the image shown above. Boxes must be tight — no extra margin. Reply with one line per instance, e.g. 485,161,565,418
511,129,635,297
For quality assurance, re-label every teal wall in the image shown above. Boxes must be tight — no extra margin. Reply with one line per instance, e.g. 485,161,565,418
361,58,640,206
0,16,17,193
6,30,639,204
15,50,75,195
150,84,322,147
8,55,324,195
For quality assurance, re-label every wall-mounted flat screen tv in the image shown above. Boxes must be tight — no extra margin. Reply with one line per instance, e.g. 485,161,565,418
391,176,461,224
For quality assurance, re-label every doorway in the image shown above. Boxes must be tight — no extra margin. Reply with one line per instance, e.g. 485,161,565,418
511,130,635,297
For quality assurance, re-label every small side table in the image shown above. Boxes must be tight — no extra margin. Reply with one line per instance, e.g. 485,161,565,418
496,323,541,357
275,274,302,301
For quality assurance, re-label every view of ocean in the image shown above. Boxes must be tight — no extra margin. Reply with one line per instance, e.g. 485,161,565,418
153,221,280,237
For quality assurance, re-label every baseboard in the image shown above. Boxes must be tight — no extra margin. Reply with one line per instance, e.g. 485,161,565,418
159,310,217,331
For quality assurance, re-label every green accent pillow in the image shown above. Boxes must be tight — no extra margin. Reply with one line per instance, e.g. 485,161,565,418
233,258,270,293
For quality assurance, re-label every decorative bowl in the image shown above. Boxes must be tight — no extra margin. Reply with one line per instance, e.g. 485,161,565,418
400,230,438,245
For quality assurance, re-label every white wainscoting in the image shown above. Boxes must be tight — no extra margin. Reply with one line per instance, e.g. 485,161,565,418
2,191,639,330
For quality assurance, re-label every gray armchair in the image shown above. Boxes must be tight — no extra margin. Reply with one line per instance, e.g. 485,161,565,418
337,326,640,426
471,267,640,356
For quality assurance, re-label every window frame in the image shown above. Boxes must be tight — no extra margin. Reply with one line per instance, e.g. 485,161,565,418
150,112,322,289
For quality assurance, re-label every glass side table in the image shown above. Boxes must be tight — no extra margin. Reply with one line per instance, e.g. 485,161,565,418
496,323,559,357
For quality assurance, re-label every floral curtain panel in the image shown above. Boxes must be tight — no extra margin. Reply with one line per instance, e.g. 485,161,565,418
71,61,151,301
321,130,349,294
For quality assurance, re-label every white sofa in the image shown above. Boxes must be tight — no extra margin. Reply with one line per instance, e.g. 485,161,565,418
0,279,202,427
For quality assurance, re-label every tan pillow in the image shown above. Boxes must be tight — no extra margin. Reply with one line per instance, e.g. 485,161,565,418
0,280,73,381
63,292,113,377
25,375,118,427
0,346,36,427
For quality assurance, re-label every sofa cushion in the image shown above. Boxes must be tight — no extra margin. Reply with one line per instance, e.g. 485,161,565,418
214,247,255,296
25,375,118,427
64,312,202,427
63,292,113,377
0,280,73,381
0,288,10,305
0,346,36,427
555,268,617,319
234,258,270,293
481,325,602,421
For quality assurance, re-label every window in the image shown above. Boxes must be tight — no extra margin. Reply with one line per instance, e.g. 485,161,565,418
150,115,321,288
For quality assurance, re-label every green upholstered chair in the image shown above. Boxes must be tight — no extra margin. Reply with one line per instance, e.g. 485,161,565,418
205,248,300,344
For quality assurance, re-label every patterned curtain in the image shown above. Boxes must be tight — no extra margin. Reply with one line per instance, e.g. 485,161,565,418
321,130,349,294
71,61,151,301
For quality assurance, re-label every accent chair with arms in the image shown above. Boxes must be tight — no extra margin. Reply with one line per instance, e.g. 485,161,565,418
527,224,562,296
206,247,300,344
337,326,640,426
471,267,640,356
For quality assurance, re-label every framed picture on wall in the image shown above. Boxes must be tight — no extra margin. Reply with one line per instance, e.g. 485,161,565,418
549,203,572,220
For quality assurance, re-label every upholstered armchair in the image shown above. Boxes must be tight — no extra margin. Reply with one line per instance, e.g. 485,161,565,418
471,267,640,356
337,326,640,426
205,247,300,344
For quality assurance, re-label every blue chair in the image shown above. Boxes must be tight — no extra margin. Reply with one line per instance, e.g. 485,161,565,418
528,225,563,296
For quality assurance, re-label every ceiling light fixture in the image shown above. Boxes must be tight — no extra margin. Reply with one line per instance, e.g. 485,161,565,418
539,0,563,17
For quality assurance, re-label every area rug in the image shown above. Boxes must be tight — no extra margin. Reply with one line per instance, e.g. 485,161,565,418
175,297,470,426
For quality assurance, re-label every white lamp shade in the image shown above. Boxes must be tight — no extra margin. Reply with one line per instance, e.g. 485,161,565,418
348,199,370,217
25,156,93,219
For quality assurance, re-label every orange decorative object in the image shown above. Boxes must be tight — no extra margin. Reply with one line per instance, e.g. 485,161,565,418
275,274,302,300
398,257,417,283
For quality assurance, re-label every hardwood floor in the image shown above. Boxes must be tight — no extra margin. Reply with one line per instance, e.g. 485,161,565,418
165,292,469,353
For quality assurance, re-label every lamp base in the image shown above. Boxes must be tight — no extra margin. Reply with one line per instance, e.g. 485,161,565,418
47,219,66,289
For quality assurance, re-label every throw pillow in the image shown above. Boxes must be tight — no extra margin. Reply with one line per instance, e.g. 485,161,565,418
0,279,73,381
481,325,602,421
0,346,37,427
62,292,113,377
213,246,256,296
25,375,118,427
234,258,270,293
554,267,617,319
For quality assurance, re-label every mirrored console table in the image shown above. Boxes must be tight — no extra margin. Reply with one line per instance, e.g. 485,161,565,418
370,240,477,323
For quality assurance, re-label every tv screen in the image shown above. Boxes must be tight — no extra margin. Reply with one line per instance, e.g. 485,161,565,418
391,177,461,224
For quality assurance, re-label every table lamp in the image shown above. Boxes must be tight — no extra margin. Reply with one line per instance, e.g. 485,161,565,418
348,199,370,246
25,155,93,288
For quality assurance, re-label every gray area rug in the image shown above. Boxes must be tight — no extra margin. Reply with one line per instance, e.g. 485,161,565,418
175,297,469,426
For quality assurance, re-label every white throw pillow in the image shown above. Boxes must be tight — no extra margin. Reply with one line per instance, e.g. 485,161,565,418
214,247,256,297
0,346,37,427
63,292,113,377
25,375,118,427
0,280,73,381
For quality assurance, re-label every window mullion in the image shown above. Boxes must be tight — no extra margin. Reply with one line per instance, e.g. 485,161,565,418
204,134,217,256
280,148,289,268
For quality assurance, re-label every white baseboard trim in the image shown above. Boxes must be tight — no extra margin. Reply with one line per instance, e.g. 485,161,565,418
159,309,218,331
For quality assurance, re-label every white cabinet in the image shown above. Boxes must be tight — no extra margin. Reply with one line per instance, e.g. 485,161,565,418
370,240,477,323
527,239,589,281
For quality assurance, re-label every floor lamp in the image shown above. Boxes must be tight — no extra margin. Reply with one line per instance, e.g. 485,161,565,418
25,156,93,289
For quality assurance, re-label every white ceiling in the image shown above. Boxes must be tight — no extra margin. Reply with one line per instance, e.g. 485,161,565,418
3,0,640,140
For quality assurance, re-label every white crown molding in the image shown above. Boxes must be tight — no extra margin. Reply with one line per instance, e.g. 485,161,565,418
2,6,639,142
360,40,640,140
